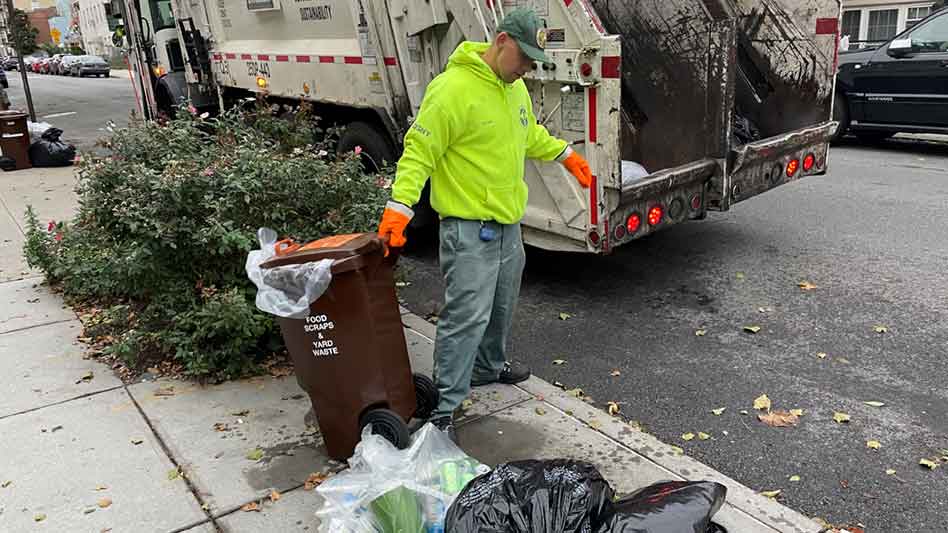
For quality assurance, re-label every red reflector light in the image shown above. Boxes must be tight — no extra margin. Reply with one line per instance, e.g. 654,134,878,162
786,159,800,177
580,63,593,77
803,153,815,171
614,223,627,240
588,230,601,246
647,205,663,226
690,194,701,210
626,213,641,233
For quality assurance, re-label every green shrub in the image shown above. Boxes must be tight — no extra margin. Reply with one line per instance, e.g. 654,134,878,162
24,104,391,380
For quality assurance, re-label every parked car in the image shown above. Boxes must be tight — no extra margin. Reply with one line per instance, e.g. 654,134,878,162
2,57,17,70
60,55,81,75
70,55,110,77
47,54,64,75
834,7,948,142
0,69,7,88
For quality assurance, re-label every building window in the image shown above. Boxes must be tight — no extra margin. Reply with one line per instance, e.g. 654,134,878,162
841,10,861,40
867,9,898,42
906,6,932,29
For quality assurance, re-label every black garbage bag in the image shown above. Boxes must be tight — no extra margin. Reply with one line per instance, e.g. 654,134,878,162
28,128,76,167
604,480,728,533
445,459,616,533
446,459,728,533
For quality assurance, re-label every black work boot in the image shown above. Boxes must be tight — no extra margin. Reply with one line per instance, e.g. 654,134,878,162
431,416,458,444
471,361,531,387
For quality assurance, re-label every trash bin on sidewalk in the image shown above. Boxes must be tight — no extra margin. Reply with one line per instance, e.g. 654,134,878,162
0,111,31,170
261,233,439,461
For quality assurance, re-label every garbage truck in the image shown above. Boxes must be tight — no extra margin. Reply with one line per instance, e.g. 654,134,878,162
112,0,841,253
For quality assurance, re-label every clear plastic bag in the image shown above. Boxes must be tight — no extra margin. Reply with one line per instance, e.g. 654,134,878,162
316,423,489,533
245,227,333,319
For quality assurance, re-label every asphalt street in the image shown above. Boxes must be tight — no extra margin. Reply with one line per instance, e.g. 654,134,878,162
5,69,137,150
396,137,948,532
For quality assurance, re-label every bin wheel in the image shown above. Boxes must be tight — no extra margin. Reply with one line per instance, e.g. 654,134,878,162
359,408,411,449
412,373,439,420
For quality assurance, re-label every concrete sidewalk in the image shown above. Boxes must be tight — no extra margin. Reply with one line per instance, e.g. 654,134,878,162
0,167,824,532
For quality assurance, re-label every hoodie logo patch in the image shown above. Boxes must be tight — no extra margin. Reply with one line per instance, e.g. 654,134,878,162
519,105,528,127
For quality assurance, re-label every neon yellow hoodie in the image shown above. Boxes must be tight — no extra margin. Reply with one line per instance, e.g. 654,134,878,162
391,41,568,224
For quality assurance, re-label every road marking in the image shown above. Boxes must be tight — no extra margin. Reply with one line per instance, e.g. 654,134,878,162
43,111,76,119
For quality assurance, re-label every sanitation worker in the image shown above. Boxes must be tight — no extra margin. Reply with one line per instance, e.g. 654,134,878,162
377,8,593,443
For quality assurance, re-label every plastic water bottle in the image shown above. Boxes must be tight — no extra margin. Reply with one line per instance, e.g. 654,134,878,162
424,495,445,533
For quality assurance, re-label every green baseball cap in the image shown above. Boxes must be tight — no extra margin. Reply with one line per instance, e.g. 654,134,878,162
497,8,552,64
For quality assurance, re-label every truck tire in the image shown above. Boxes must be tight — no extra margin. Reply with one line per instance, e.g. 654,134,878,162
337,121,396,173
831,92,849,143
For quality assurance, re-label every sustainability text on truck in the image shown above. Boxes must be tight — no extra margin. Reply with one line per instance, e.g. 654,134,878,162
112,0,841,253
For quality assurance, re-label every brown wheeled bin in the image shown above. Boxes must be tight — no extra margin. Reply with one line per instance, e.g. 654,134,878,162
0,111,31,170
260,233,439,461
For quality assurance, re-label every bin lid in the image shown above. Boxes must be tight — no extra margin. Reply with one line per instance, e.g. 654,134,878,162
260,233,383,270
0,111,28,120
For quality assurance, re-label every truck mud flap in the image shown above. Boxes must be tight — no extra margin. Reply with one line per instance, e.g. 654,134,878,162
723,121,836,207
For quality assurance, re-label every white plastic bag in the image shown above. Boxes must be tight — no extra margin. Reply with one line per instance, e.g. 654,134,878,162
621,160,650,188
27,121,53,138
316,424,490,533
245,227,333,319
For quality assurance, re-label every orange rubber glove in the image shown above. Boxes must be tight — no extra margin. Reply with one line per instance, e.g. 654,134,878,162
377,201,414,248
560,147,592,188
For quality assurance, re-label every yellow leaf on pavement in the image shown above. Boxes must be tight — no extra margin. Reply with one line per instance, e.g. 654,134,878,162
864,401,886,407
669,446,684,456
697,432,711,441
874,325,888,334
558,312,572,321
1,480,11,488
833,412,851,424
798,281,818,291
34,513,46,522
167,469,180,481
270,490,281,502
566,388,584,398
758,410,800,427
867,440,881,450
304,472,328,491
246,448,264,461
920,459,939,470
552,359,566,365
695,329,707,337
885,469,896,475
711,407,726,416
98,498,112,508
241,502,261,512
461,399,474,410
789,409,805,417
610,369,621,377
535,407,547,416
736,272,746,280
816,352,827,359
789,475,801,482
588,420,602,430
607,402,620,416
743,325,762,334
753,394,772,411
760,490,781,499
681,432,695,441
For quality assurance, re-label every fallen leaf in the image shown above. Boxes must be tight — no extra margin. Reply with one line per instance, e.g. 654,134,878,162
558,312,572,321
246,448,264,461
461,399,474,410
789,475,801,482
873,325,888,334
789,408,805,417
736,272,745,280
867,440,881,450
886,469,896,475
154,387,175,397
552,359,566,365
758,410,799,427
553,381,566,389
213,422,229,432
864,401,886,407
535,407,547,416
98,498,112,508
130,438,144,445
669,446,684,456
740,410,749,415
95,485,108,491
241,502,261,512
798,281,818,291
588,420,602,430
758,307,772,314
168,469,180,480
681,432,695,441
566,388,584,398
919,458,939,470
711,407,726,416
839,479,850,489
695,329,707,337
760,490,781,499
83,508,96,514
270,490,281,502
201,503,210,511
51,425,63,433
34,513,46,522
610,369,621,377
304,472,328,491
816,352,828,359
753,394,772,411
231,410,250,416
743,325,762,334
697,432,711,441
836,357,851,364
607,402,620,416
833,412,851,424
76,371,94,384
1,480,11,488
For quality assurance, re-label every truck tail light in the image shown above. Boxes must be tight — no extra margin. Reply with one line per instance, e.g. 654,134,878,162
626,213,641,233
786,159,800,177
647,205,663,226
803,153,815,171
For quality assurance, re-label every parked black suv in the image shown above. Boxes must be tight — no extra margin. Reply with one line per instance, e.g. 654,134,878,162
834,7,948,141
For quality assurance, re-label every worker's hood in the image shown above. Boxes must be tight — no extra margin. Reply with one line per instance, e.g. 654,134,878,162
444,41,505,86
